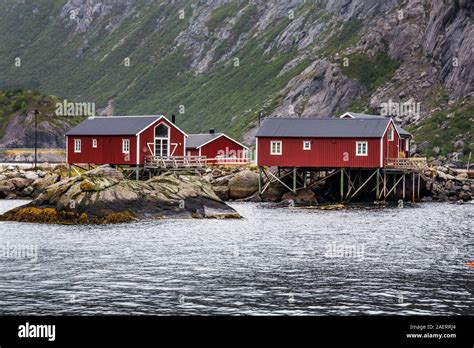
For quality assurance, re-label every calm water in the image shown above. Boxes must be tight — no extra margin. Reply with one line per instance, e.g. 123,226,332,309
0,200,472,315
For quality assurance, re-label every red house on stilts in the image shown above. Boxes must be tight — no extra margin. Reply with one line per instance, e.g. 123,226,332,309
66,115,187,166
255,114,423,202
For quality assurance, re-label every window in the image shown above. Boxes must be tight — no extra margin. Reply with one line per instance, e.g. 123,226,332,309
270,141,282,155
92,139,97,148
405,138,409,151
74,139,81,153
356,141,368,156
122,139,130,153
303,141,311,150
388,126,394,141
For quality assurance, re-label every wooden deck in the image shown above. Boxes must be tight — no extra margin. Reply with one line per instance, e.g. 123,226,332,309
144,156,208,170
384,157,428,171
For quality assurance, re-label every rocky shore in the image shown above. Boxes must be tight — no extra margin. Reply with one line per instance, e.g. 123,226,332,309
0,166,239,224
0,161,471,224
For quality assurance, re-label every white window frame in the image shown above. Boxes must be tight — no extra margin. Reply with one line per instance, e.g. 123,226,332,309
74,139,81,153
122,139,130,154
270,141,282,155
92,139,97,148
388,126,394,141
356,141,368,156
303,141,311,150
405,138,409,151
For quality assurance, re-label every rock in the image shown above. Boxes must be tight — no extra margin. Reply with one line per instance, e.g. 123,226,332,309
21,186,34,197
458,191,471,202
281,188,317,204
463,184,471,191
0,181,15,198
454,139,465,149
420,71,428,78
32,174,60,193
398,90,407,99
228,170,259,199
455,172,468,182
213,173,234,186
212,185,230,201
24,172,39,180
437,166,449,173
9,178,34,190
260,181,286,202
0,167,240,224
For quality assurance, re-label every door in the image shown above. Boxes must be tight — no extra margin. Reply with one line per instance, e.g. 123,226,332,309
154,124,169,157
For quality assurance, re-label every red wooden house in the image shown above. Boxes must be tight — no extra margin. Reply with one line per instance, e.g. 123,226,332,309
256,116,405,168
186,131,249,164
340,112,412,157
66,115,187,166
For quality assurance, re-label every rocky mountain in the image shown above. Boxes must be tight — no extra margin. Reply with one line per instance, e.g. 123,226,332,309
0,0,472,160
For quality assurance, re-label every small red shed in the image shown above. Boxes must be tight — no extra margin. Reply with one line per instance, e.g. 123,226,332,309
256,116,403,168
66,115,187,166
186,131,248,164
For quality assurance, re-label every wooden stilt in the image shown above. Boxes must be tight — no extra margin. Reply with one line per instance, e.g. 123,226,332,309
412,172,415,203
376,169,380,201
402,173,406,200
417,172,421,200
383,171,387,199
340,169,344,201
258,167,262,194
293,167,297,193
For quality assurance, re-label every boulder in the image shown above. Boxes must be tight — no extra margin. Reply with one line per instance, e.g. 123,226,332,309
212,185,230,201
281,188,317,204
458,192,471,202
0,181,15,198
9,178,33,190
260,181,286,202
0,167,240,224
455,172,468,182
228,170,259,199
24,172,39,180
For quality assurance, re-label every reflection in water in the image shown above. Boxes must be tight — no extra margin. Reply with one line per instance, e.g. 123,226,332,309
0,200,472,315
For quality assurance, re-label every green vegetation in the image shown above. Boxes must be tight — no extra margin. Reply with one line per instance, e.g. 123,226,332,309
408,101,473,162
206,2,241,31
340,52,401,93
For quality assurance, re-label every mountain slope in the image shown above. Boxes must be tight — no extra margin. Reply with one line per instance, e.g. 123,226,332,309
0,0,472,160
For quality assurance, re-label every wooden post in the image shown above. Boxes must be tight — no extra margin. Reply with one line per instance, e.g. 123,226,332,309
293,167,297,193
68,164,71,178
402,173,406,200
258,167,262,194
376,169,380,201
412,172,415,203
417,172,421,200
383,171,387,199
135,166,139,181
340,169,344,201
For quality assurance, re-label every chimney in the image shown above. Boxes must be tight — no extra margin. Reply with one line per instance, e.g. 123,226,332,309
209,128,215,134
171,114,176,124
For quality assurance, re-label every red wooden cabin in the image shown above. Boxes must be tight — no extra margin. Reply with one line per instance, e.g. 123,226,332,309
256,116,406,168
186,131,249,164
340,112,412,157
66,115,187,166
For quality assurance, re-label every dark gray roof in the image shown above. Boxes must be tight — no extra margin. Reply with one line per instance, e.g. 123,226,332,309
343,112,412,137
66,116,162,136
344,112,386,119
186,133,222,148
396,125,411,137
256,117,391,138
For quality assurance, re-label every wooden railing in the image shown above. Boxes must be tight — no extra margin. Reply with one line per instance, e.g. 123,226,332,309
145,156,208,169
384,157,428,170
